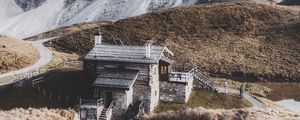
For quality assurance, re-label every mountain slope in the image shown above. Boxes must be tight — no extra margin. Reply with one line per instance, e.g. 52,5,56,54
0,0,23,21
15,0,46,11
0,0,65,39
0,0,201,39
48,2,300,82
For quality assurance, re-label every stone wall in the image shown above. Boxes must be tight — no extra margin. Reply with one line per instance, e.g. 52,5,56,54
185,77,193,102
85,60,161,114
126,88,133,109
97,88,131,119
80,106,102,120
112,90,127,119
132,64,160,113
133,84,151,112
149,64,160,112
159,78,193,103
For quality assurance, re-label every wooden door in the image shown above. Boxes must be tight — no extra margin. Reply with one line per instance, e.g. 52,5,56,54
105,92,113,107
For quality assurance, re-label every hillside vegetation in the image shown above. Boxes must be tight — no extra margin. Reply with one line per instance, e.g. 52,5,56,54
0,35,38,74
156,90,251,113
0,108,74,120
47,2,299,81
144,107,300,120
25,21,112,41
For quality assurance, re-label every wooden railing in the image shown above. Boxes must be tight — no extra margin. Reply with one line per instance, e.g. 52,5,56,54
169,66,195,82
0,60,82,87
169,71,193,82
0,67,49,86
99,101,114,120
106,101,114,120
193,67,215,87
80,98,105,120
169,66,216,91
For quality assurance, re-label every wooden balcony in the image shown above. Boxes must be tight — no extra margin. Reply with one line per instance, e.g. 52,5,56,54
169,66,195,82
169,72,193,82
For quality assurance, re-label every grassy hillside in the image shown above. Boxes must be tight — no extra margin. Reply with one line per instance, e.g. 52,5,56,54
144,107,300,120
46,2,299,81
0,35,38,74
25,21,112,41
0,108,74,120
156,90,251,113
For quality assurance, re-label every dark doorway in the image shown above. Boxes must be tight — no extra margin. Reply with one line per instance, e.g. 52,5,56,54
105,92,113,107
159,60,171,81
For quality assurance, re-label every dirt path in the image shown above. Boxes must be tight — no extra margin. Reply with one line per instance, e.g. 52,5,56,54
216,87,265,108
0,38,53,84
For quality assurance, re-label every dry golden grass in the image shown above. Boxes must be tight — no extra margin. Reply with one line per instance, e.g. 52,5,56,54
25,21,112,41
155,90,251,113
259,82,300,101
145,107,300,120
45,47,79,69
214,78,272,97
0,108,74,120
252,96,279,108
0,35,38,74
47,2,299,82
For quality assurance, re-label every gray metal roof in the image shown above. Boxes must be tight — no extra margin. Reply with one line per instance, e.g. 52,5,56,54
92,69,139,89
84,44,167,64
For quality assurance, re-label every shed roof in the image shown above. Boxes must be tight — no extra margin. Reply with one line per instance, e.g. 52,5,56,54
92,68,139,89
84,44,173,64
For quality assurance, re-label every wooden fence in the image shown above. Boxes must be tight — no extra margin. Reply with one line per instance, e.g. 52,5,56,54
33,84,81,105
0,60,82,87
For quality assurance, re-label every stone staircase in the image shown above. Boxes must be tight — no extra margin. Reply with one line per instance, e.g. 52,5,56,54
192,67,218,92
98,101,113,120
170,66,218,92
99,108,108,120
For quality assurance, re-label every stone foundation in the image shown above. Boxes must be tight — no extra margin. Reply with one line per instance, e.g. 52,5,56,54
133,84,151,112
159,79,193,103
96,88,132,119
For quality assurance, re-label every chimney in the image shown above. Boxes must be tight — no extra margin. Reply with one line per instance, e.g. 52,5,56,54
145,41,152,58
94,32,102,46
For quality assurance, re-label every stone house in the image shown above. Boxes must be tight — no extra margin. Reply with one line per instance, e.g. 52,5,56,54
80,32,216,120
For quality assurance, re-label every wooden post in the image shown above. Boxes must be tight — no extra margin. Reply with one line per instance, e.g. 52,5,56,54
49,92,52,101
37,85,40,92
58,95,61,102
79,97,81,104
43,89,46,96
66,96,69,103
77,96,80,103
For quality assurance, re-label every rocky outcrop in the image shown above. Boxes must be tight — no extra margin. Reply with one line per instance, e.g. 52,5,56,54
15,0,46,11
